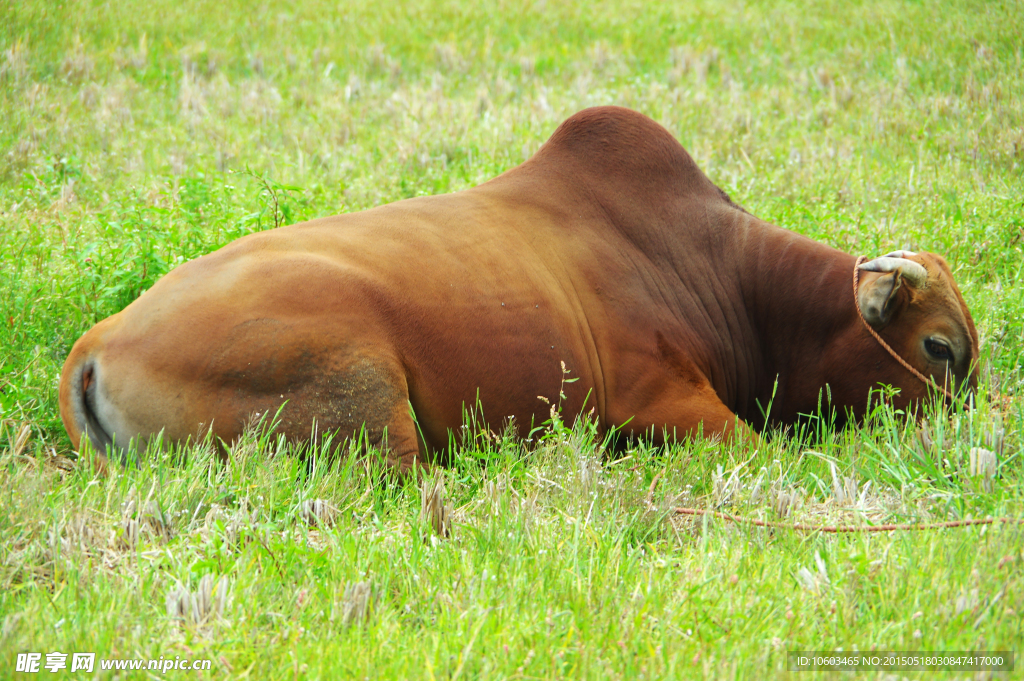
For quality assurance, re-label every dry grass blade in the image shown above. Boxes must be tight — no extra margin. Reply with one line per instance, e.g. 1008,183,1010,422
194,575,216,621
141,499,172,539
917,419,953,453
984,416,1005,455
166,575,231,626
771,480,802,518
712,463,744,508
196,574,232,623
298,498,339,527
421,474,452,538
11,423,32,458
970,447,997,478
204,505,257,550
795,551,830,593
830,462,858,507
166,583,195,623
917,424,935,451
340,581,374,626
118,518,140,550
483,476,502,514
969,447,997,493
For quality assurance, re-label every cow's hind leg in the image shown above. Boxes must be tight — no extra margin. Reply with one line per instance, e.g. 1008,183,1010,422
275,353,429,476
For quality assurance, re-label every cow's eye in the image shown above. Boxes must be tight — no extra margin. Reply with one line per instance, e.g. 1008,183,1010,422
925,339,952,362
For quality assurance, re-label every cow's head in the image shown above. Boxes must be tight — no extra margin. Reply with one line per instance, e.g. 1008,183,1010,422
856,250,979,402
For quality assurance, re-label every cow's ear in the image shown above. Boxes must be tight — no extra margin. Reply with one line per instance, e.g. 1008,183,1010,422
858,270,903,327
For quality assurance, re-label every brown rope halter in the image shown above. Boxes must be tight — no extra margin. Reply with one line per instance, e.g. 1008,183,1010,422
853,256,955,402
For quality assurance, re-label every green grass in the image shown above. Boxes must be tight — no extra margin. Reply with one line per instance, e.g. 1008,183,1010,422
1,0,1023,678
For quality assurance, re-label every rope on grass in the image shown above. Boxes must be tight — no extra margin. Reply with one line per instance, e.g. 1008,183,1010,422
673,507,1024,533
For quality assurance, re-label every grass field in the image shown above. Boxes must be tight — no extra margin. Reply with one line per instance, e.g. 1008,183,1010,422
2,0,1023,678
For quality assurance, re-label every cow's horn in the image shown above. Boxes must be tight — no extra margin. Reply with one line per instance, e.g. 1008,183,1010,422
880,250,917,258
858,255,928,288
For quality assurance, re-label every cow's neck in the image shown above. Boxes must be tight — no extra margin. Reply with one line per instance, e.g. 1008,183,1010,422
723,209,871,430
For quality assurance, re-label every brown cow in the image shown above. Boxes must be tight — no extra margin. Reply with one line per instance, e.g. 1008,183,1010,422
59,106,979,470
